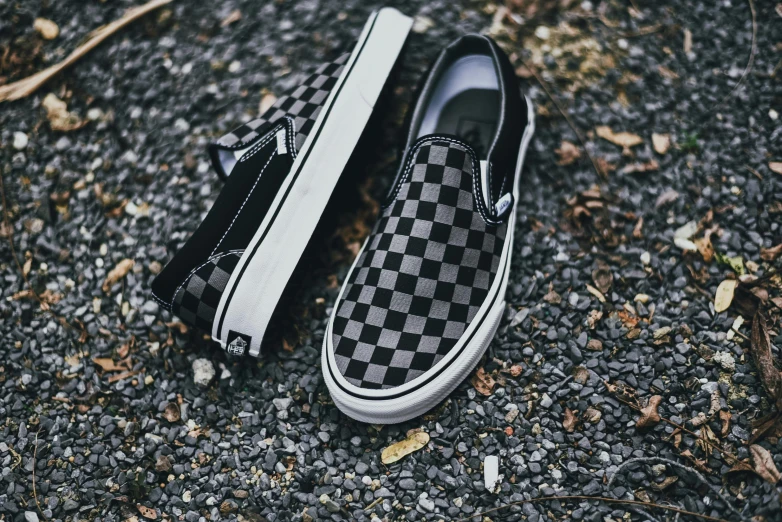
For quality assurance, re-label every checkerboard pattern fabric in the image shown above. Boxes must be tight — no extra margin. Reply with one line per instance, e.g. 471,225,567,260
217,53,350,153
172,251,242,331
331,138,507,389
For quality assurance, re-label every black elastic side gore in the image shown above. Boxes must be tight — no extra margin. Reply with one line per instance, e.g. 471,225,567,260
151,123,294,308
208,120,276,181
484,36,525,206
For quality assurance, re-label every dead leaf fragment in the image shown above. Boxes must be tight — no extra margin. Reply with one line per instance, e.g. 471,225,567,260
585,284,606,303
591,267,613,294
750,444,781,484
470,367,496,396
102,258,135,292
683,28,692,54
555,141,581,166
220,9,242,27
563,408,577,432
751,312,782,410
543,282,562,304
163,402,181,422
655,189,679,209
761,243,782,262
636,395,662,428
621,159,659,174
34,18,59,40
587,339,603,351
714,279,739,313
719,410,731,438
259,91,277,114
137,505,158,520
651,475,678,491
42,93,86,131
381,432,430,464
595,126,643,154
652,133,671,155
155,455,172,472
92,356,132,372
770,162,782,175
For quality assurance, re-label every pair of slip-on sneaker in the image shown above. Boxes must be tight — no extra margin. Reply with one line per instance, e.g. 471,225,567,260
151,7,535,424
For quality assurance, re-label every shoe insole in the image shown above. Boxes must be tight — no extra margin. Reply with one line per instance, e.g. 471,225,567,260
417,55,500,160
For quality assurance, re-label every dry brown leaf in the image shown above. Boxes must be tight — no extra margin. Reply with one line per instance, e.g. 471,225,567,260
543,282,562,304
563,408,577,432
652,133,671,154
587,339,603,351
683,28,692,54
155,455,172,472
591,267,613,294
651,475,678,491
694,234,715,263
720,410,732,438
470,367,496,396
34,18,59,40
42,93,86,131
92,356,132,372
137,505,158,520
680,449,710,473
761,243,782,262
621,160,659,175
102,258,135,292
657,65,679,79
220,9,242,27
585,284,606,303
573,366,589,385
714,279,739,313
655,189,679,209
259,92,277,114
108,369,140,383
163,402,181,422
751,312,782,410
769,162,782,175
633,217,644,238
636,395,662,428
750,444,781,484
584,406,602,423
595,126,643,154
555,141,581,166
381,432,430,464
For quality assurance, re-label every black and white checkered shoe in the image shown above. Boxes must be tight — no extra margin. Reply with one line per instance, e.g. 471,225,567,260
323,34,535,423
151,9,412,356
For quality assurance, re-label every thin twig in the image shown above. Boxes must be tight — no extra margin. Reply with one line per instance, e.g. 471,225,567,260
32,429,47,520
523,59,606,180
714,0,756,108
453,494,731,522
0,0,173,102
607,457,745,520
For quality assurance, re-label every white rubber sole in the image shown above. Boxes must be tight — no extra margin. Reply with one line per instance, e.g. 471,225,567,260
212,8,413,356
322,98,536,424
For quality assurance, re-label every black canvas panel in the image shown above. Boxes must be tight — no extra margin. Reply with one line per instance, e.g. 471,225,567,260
151,122,293,310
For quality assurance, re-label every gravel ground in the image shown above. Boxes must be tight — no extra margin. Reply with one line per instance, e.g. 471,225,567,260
1,0,781,521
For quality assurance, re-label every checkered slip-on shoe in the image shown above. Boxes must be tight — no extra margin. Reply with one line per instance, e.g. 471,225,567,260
322,34,536,423
151,8,412,357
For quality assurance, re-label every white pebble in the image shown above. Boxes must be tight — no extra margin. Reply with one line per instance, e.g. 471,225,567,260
484,455,500,490
13,132,28,150
192,358,216,387
535,26,551,40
